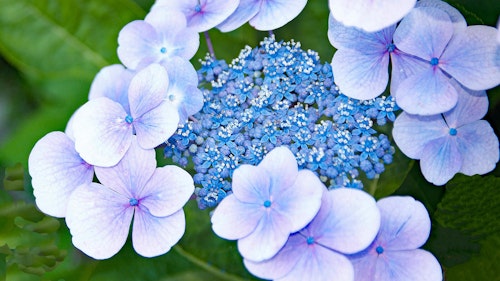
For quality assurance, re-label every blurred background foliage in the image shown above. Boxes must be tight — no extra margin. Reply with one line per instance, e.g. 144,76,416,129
0,0,499,280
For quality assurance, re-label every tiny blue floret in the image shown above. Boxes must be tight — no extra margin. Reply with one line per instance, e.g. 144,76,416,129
376,245,384,254
306,236,315,245
129,198,139,206
449,128,457,136
386,43,396,53
125,115,134,124
160,47,167,54
194,4,202,13
263,200,272,208
430,57,439,66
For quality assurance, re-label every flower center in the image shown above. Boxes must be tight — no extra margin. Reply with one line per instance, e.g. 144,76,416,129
449,128,457,136
306,236,315,245
129,198,139,206
194,4,202,12
160,47,167,54
386,43,396,53
125,115,134,124
376,245,384,254
263,200,272,208
430,57,439,66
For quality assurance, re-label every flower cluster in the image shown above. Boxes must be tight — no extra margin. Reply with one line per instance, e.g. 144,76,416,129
165,36,398,209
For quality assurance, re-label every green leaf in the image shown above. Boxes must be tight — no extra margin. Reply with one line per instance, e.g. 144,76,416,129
444,0,500,25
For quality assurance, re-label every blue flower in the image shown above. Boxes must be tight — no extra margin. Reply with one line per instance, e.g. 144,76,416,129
393,79,499,185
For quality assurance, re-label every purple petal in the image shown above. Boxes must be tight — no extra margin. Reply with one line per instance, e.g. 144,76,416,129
94,136,156,198
217,0,260,32
231,164,271,204
132,209,185,258
443,80,488,127
304,188,380,254
65,183,133,260
393,7,453,60
128,63,169,118
89,64,135,114
389,52,429,96
420,136,462,185
376,196,431,251
237,210,292,262
332,48,390,100
117,20,159,70
392,112,448,159
249,0,307,31
72,98,132,167
133,101,180,149
329,0,416,32
138,165,194,217
440,25,500,90
457,121,499,176
211,194,263,240
395,67,458,115
416,0,467,33
259,146,299,196
274,169,324,233
28,132,94,218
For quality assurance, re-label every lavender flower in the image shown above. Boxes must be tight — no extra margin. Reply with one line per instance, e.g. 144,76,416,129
211,146,324,262
244,188,381,281
65,137,194,259
348,196,442,281
393,79,499,185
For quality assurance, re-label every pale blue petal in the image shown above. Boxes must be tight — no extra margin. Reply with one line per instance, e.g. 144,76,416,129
211,194,262,240
389,52,429,97
440,25,500,90
332,48,390,100
238,210,291,262
420,136,462,185
65,183,133,260
393,7,453,60
217,0,260,32
329,0,416,32
249,0,307,31
457,121,499,176
395,67,458,115
392,112,448,159
94,136,156,198
231,164,271,204
132,209,185,258
72,98,132,167
117,20,159,70
274,169,324,232
138,165,194,217
304,188,380,254
29,132,94,218
259,147,299,196
376,196,431,251
145,8,187,36
443,80,488,127
128,63,169,118
416,0,466,33
89,64,134,114
134,101,180,149
371,249,442,281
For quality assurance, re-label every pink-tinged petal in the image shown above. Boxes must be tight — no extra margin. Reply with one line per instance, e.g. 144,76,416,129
443,80,488,127
29,132,94,218
243,234,305,280
440,25,500,90
389,52,429,97
329,0,416,32
139,165,194,217
237,210,292,262
249,0,307,31
117,20,160,70
393,7,453,60
393,112,448,159
72,98,133,167
231,164,271,204
420,136,462,185
133,101,180,149
371,249,442,281
94,136,156,198
349,248,379,281
217,0,260,32
457,121,499,176
132,208,185,258
395,67,458,115
89,64,135,114
416,0,466,33
376,196,431,251
129,63,169,118
274,169,324,232
305,188,380,254
211,194,262,240
65,183,133,260
332,48,390,100
259,146,299,196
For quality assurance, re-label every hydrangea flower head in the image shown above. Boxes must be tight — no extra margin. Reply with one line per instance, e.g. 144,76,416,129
217,0,307,32
328,0,416,32
349,196,442,281
211,146,324,262
28,131,94,218
244,188,381,281
72,63,179,167
152,0,240,32
393,79,499,185
65,137,194,259
117,7,199,70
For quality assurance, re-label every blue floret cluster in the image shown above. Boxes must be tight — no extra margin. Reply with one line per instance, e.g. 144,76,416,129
164,36,398,209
